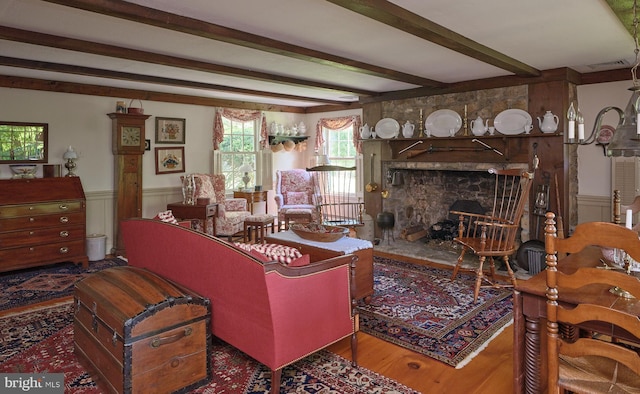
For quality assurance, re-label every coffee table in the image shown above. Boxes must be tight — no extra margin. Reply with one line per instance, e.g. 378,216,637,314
266,230,374,302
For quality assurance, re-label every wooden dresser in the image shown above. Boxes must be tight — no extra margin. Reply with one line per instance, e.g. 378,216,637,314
0,177,88,272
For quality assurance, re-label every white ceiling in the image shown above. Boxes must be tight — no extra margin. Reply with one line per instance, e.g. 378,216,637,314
0,0,635,108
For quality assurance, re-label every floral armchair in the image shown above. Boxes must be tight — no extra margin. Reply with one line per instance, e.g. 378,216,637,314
274,169,320,224
190,173,251,238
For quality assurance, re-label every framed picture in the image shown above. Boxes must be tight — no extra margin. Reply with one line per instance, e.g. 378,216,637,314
144,139,151,151
155,146,185,174
155,117,185,144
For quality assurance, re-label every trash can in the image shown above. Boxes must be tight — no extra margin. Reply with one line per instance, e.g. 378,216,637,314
86,234,107,261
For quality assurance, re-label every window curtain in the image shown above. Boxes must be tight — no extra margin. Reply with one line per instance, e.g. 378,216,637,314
315,115,362,153
212,108,268,150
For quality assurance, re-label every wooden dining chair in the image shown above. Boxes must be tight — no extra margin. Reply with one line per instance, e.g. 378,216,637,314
544,212,640,394
450,168,534,302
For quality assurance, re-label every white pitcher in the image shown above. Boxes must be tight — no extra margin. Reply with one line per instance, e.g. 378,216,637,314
471,116,488,136
360,123,371,139
402,121,415,138
537,111,559,133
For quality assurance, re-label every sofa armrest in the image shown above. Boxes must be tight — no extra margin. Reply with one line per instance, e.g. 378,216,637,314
264,254,356,279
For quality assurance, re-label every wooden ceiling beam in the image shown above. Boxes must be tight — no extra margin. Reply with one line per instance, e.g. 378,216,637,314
42,0,444,88
327,0,541,77
0,56,351,105
0,26,377,97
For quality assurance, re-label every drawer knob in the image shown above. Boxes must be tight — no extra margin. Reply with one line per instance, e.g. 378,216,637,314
59,216,69,223
60,230,69,237
29,217,35,222
29,231,34,235
59,204,68,210
59,247,69,254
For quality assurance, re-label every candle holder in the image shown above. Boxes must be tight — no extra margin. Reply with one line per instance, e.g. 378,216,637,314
463,105,469,136
418,109,424,138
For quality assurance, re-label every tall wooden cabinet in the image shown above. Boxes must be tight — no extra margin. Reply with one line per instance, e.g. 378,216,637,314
0,177,88,272
108,112,151,256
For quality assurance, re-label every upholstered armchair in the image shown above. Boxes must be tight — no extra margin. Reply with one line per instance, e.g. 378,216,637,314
191,173,251,239
274,169,320,225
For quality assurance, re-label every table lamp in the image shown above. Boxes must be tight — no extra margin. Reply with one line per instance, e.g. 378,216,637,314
63,146,78,177
239,163,253,190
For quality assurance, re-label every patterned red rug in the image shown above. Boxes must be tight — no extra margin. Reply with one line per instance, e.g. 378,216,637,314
0,258,127,311
0,302,419,393
357,256,513,368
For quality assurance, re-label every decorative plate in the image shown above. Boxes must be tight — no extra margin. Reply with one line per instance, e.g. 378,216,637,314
375,118,400,139
425,109,462,137
597,125,615,144
494,109,532,135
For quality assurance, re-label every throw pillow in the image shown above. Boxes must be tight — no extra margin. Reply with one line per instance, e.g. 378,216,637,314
233,242,308,266
286,191,310,205
154,210,179,225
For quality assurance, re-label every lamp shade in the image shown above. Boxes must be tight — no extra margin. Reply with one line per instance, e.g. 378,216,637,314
238,163,253,173
606,86,640,157
63,146,77,160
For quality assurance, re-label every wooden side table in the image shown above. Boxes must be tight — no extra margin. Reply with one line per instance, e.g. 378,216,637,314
233,190,268,214
166,202,218,236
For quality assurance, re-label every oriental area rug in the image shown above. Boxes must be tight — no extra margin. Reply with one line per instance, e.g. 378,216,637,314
357,256,513,369
0,302,419,393
0,258,127,311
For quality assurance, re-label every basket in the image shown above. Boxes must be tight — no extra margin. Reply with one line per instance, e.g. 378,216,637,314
291,223,348,242
127,99,144,114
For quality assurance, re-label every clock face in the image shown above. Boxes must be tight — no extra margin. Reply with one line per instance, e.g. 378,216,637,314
121,126,141,146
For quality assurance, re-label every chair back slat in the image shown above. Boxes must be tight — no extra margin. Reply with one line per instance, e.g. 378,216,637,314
544,213,640,392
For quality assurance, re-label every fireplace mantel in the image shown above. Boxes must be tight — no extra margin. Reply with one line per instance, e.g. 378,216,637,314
376,133,561,164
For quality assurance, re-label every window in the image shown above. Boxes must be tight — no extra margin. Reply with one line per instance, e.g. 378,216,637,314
323,125,357,195
219,116,258,191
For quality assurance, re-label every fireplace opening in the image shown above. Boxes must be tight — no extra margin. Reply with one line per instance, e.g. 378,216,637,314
429,200,485,241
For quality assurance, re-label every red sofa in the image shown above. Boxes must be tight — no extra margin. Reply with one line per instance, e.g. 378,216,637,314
120,218,357,393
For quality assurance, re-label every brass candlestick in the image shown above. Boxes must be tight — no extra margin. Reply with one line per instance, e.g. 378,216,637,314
463,104,469,136
419,109,424,138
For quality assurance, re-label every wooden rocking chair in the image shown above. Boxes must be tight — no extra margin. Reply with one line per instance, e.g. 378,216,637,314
450,168,534,302
307,164,364,229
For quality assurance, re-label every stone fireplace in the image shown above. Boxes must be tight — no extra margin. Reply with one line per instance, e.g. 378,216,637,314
379,160,531,242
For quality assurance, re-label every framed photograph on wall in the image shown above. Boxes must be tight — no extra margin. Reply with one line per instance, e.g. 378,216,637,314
155,146,185,174
155,117,185,144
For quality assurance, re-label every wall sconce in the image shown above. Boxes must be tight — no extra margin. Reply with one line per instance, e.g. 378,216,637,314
63,146,78,177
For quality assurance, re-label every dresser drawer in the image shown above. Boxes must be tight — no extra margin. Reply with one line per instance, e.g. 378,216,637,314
0,200,84,218
0,239,86,267
0,225,84,248
0,212,86,232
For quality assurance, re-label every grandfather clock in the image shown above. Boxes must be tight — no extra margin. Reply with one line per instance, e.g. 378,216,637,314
108,112,151,256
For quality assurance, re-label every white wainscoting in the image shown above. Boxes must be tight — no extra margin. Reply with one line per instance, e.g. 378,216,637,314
85,187,182,254
576,194,611,225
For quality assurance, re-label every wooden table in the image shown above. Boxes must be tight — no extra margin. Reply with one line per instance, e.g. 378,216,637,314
513,246,640,394
234,190,268,214
166,202,218,236
266,230,374,302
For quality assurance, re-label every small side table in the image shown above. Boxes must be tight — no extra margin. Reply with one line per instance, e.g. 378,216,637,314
167,202,218,236
243,214,275,244
233,190,268,214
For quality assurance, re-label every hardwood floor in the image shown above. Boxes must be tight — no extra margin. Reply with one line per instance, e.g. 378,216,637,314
326,250,515,393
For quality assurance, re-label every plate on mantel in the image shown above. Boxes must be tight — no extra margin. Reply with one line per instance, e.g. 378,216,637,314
375,118,400,139
494,109,532,135
425,109,462,137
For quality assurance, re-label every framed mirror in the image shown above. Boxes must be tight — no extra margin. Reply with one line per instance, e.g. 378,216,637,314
0,121,48,163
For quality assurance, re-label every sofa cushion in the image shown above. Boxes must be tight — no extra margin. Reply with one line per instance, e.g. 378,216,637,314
286,191,310,205
233,242,309,266
154,210,179,225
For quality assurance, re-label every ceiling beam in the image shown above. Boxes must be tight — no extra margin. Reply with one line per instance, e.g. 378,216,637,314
0,75,312,113
0,26,377,97
327,0,541,77
42,0,445,88
0,56,351,105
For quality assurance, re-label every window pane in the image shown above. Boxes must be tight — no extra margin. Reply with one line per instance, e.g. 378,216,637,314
220,115,259,191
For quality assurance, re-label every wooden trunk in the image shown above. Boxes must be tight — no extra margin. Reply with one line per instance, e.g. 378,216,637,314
74,266,211,393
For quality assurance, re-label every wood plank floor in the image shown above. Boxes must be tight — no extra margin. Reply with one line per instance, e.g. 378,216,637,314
326,250,515,393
